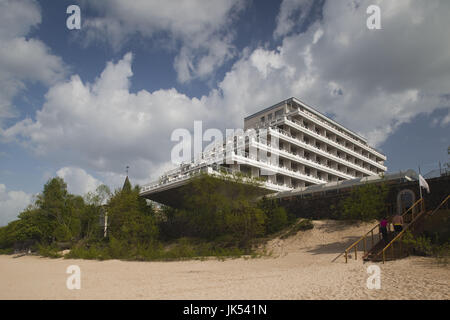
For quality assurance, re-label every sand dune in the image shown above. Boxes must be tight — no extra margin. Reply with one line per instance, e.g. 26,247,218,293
0,220,449,300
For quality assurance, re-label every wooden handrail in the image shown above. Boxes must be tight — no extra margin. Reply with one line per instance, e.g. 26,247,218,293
343,198,424,263
345,224,379,253
378,208,426,263
379,195,449,263
400,198,424,219
428,195,450,217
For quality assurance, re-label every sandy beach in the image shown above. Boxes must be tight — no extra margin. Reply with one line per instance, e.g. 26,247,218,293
0,220,448,300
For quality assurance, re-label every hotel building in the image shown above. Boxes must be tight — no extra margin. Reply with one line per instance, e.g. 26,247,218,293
140,97,387,204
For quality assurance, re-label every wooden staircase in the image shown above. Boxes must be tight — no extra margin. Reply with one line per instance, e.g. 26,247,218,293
342,195,449,263
363,209,430,262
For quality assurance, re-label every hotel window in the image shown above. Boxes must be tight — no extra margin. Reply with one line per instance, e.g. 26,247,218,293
268,114,273,121
260,116,265,123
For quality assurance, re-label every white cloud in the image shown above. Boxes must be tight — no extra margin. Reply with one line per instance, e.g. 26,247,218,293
441,111,450,127
210,0,450,146
81,0,246,82
2,0,450,190
0,0,67,124
2,53,214,185
0,184,32,226
56,167,102,196
274,0,317,38
0,0,41,40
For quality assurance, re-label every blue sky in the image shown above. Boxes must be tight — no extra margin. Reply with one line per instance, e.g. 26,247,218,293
0,0,449,225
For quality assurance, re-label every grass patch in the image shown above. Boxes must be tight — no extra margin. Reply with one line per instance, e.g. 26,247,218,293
37,244,63,259
434,243,450,266
64,237,250,262
0,248,13,255
401,231,450,266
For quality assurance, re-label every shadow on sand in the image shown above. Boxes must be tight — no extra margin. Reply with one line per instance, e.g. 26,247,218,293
306,236,362,256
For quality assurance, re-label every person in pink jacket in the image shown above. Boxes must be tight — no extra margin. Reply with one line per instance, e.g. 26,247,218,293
379,216,389,242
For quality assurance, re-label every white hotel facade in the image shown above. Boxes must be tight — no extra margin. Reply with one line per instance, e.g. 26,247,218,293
140,97,387,200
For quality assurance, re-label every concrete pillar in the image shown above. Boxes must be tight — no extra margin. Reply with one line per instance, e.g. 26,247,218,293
286,143,291,153
268,175,276,184
298,132,304,142
251,167,259,178
285,159,291,170
298,164,305,174
284,176,291,187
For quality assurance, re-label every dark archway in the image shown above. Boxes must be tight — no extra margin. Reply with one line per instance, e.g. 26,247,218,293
396,189,416,214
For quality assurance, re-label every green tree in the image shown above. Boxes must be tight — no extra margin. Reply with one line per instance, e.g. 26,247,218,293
166,173,267,246
339,182,388,221
258,197,289,234
107,185,158,245
34,177,85,242
82,185,112,240
0,177,87,249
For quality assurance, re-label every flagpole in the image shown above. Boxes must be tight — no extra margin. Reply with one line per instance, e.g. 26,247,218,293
418,165,423,199
418,165,424,212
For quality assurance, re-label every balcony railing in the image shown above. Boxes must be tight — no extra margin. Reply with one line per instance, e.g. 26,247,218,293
283,118,386,171
290,109,386,160
232,150,326,185
251,140,354,180
268,127,377,177
140,153,294,195
258,115,385,170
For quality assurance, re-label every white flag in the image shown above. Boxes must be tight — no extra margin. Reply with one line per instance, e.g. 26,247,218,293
419,174,430,194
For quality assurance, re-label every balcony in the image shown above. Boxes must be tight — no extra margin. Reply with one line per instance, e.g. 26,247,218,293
268,127,378,177
231,151,326,185
250,140,355,180
285,109,386,160
280,118,387,171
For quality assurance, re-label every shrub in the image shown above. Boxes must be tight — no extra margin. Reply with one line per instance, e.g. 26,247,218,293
259,198,289,234
37,244,62,258
0,248,13,255
65,245,111,260
339,182,388,221
401,230,449,262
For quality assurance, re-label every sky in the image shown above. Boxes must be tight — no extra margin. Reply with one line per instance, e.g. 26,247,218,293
0,0,449,225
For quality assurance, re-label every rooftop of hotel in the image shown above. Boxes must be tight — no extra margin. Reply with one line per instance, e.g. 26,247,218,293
244,97,368,143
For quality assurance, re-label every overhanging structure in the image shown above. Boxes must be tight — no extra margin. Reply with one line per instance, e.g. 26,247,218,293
140,97,387,206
